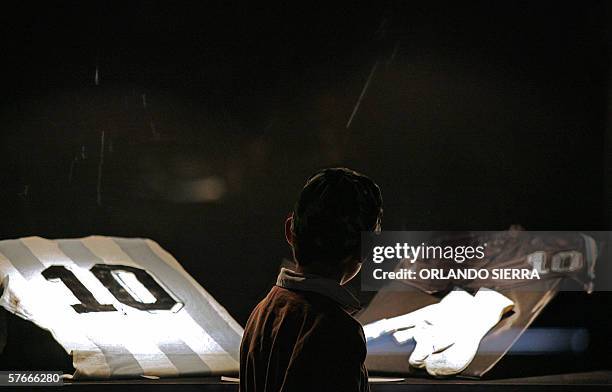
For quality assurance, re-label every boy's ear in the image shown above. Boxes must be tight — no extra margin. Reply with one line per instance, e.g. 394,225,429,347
285,214,295,246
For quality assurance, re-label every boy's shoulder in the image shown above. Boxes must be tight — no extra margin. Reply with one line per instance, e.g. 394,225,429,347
242,285,367,362
258,285,364,337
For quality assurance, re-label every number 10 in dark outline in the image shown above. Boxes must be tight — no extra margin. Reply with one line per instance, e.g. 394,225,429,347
42,264,182,313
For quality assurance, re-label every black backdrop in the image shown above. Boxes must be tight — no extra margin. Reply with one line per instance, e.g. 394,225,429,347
1,1,611,375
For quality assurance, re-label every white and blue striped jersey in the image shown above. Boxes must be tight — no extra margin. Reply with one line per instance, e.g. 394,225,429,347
0,236,243,379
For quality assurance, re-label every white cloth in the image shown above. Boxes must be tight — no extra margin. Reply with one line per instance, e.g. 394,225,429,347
0,236,243,379
421,288,513,376
363,287,513,376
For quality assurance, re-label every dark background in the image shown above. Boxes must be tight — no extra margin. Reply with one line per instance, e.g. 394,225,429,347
1,0,611,375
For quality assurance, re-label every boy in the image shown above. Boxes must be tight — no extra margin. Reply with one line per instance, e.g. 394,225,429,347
240,168,383,392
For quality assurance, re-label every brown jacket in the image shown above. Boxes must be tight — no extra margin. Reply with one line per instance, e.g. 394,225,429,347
240,271,369,392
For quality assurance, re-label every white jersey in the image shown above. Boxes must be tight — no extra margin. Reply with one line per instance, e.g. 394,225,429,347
0,236,243,379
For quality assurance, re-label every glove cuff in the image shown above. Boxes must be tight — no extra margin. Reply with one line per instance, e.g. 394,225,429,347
471,288,514,333
439,287,475,308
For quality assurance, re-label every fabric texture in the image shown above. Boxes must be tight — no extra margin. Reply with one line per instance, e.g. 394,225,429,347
275,268,362,314
394,231,598,294
363,288,514,376
358,231,599,378
240,269,369,392
0,236,243,379
411,288,514,376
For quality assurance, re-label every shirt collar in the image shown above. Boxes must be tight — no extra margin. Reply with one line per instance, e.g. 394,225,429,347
276,267,361,314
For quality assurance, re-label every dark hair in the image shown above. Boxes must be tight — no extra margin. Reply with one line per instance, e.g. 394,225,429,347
291,167,383,266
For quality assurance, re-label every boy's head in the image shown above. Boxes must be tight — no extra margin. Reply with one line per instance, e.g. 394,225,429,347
285,167,382,284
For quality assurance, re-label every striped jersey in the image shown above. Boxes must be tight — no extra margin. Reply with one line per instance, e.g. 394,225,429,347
0,236,243,379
